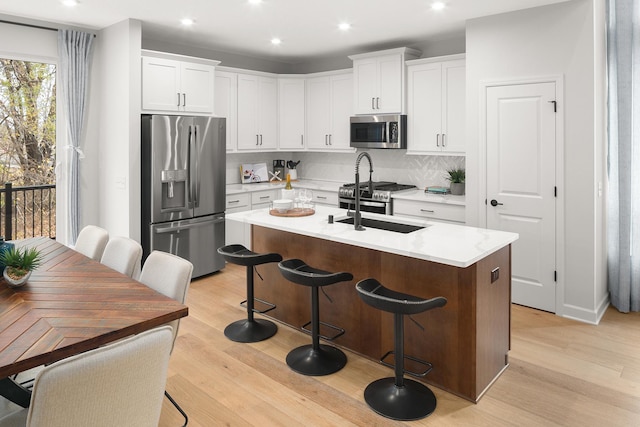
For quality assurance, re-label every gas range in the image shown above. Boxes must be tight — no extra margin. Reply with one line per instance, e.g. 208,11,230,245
338,181,417,215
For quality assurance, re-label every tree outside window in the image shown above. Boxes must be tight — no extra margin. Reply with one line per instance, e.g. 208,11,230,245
0,58,56,239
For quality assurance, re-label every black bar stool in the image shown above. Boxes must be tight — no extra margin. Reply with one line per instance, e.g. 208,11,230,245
217,244,282,343
355,278,447,421
278,259,353,376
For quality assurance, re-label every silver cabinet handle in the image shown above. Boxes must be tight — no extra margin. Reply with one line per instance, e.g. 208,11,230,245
260,195,270,200
420,209,435,213
182,93,186,107
376,97,380,109
228,199,240,204
260,134,263,145
325,135,329,145
328,134,332,145
442,134,446,147
256,135,259,145
177,93,181,107
371,97,375,109
301,135,304,145
317,196,327,200
436,134,440,147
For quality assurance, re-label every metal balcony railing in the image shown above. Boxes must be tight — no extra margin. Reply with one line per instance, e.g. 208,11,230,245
0,183,56,241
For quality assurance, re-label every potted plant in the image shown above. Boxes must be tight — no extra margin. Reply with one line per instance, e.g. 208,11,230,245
446,168,466,195
0,246,42,288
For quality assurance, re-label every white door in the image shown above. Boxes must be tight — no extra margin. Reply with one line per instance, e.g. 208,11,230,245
486,82,557,312
180,62,215,113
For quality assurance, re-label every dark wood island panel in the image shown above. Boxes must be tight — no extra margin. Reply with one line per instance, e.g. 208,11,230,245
251,225,511,402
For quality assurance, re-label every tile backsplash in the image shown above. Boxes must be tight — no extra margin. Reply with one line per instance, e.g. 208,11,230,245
227,151,465,189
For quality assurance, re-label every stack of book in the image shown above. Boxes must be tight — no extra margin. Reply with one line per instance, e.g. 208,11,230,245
425,186,450,194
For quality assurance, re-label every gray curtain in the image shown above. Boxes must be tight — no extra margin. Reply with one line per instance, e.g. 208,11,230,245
58,30,94,244
607,0,640,312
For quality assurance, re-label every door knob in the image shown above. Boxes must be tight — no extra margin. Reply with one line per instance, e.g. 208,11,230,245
490,199,504,207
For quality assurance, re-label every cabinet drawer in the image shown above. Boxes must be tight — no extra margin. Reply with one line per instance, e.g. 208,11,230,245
310,190,338,206
394,199,465,223
226,193,250,210
251,190,278,205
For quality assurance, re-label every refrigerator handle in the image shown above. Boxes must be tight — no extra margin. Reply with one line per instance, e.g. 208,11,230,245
193,125,200,208
187,125,194,208
154,216,225,234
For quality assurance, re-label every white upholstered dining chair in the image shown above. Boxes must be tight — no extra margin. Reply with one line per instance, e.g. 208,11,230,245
74,225,109,261
0,326,174,427
139,250,193,426
100,236,143,279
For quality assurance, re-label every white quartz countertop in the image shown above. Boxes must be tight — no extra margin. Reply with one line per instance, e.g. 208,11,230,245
227,180,465,205
226,179,341,195
227,205,516,268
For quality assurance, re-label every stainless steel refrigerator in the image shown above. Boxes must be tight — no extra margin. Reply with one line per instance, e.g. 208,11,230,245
141,114,226,278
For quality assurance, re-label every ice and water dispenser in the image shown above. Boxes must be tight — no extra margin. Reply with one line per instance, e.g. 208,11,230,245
160,169,188,210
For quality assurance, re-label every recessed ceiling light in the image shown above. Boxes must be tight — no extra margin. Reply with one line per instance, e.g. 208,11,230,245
180,18,195,26
61,0,78,6
271,38,282,45
431,2,446,11
338,22,351,31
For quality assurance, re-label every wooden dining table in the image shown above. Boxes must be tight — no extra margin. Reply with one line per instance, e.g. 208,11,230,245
0,236,188,407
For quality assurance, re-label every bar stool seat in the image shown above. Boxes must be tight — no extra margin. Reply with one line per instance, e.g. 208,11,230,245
356,278,447,421
217,244,282,343
278,259,353,376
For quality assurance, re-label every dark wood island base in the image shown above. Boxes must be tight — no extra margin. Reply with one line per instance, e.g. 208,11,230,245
251,225,511,402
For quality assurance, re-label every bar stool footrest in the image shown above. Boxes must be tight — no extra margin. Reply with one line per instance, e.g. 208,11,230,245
380,350,433,377
301,320,345,341
240,298,276,314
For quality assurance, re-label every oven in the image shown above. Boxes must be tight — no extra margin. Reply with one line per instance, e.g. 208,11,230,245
338,181,416,215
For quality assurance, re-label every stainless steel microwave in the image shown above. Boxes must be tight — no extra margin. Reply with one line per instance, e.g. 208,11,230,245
350,114,407,149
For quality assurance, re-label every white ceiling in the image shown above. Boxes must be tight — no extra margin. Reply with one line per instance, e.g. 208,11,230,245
1,0,570,63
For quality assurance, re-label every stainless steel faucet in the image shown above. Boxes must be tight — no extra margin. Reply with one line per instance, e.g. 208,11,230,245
354,152,373,230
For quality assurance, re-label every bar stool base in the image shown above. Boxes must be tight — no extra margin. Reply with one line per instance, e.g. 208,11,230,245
286,344,347,376
363,377,436,421
224,318,277,343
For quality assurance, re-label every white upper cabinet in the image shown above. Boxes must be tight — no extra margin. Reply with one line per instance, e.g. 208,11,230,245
306,71,353,151
141,51,218,114
349,48,420,115
214,70,238,152
407,55,466,155
237,73,278,151
278,77,306,150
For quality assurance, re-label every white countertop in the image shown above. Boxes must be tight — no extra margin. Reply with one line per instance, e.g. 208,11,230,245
227,180,466,205
226,179,342,195
227,205,515,268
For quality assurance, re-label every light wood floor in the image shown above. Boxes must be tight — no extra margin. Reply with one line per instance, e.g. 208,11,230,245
159,263,640,427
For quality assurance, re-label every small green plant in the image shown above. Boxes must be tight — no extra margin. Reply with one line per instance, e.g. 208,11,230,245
0,247,42,279
445,168,466,184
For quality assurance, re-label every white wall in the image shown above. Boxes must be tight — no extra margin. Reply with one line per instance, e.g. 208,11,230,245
466,0,607,323
94,19,142,239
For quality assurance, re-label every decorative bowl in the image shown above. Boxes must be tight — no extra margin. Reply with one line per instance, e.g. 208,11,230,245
272,199,293,213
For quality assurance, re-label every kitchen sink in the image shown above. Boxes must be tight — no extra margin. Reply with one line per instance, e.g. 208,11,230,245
337,217,426,234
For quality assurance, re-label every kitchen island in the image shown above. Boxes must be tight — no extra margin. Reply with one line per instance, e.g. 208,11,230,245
226,206,518,402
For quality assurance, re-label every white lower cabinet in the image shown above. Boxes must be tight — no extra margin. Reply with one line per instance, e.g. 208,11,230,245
310,190,338,207
251,189,278,209
225,193,251,248
394,199,465,224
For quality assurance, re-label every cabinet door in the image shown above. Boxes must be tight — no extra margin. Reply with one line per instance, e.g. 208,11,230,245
407,63,443,153
181,62,215,113
142,57,181,112
441,60,466,154
306,76,331,149
215,71,237,151
279,78,306,150
329,73,353,150
353,58,378,114
258,76,278,150
237,74,260,150
377,53,403,113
